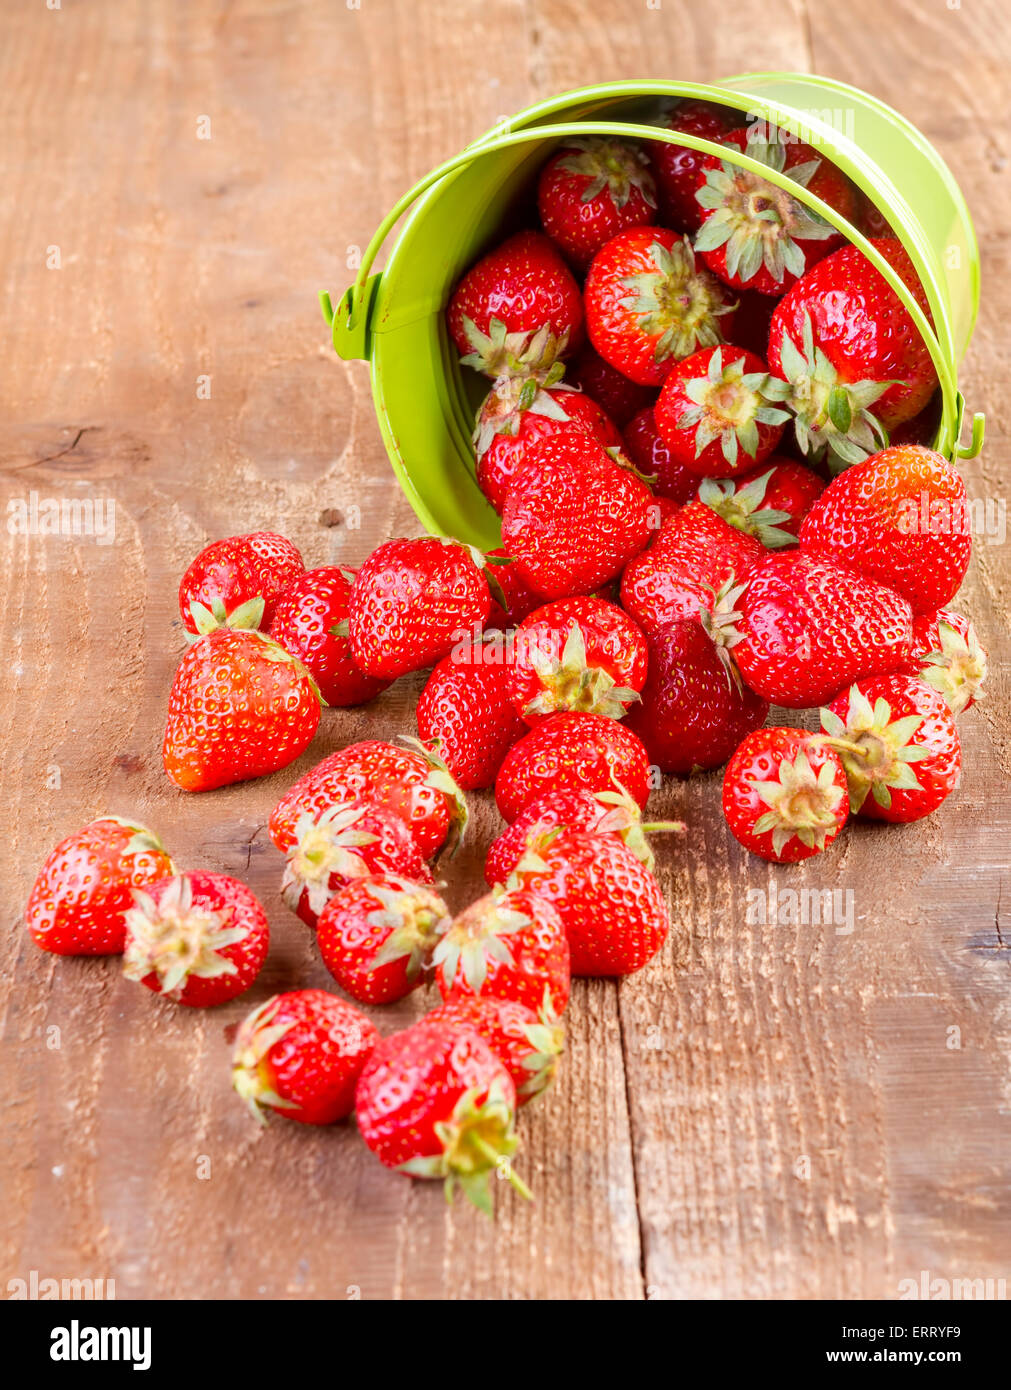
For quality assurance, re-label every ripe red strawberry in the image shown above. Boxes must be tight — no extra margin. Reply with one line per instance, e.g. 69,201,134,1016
26,817,175,956
565,343,656,428
162,629,322,792
620,500,765,634
425,996,564,1106
537,137,657,270
696,457,825,547
268,564,389,706
511,833,669,977
495,711,652,822
767,238,936,469
500,427,654,600
270,738,468,860
474,376,620,513
316,874,450,1004
232,989,378,1125
485,784,682,886
346,537,492,680
122,871,268,1006
820,673,961,822
584,227,737,387
355,1018,528,1211
280,802,433,927
623,406,703,504
416,635,526,790
447,229,584,376
798,445,971,615
507,596,648,723
179,532,304,636
647,99,737,231
722,729,849,862
433,886,570,1015
654,344,789,476
694,127,856,295
730,288,778,358
624,618,769,775
482,549,542,630
733,550,913,708
905,609,987,716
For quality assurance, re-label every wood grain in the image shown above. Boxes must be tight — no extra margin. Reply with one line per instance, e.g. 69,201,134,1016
1,0,1008,1300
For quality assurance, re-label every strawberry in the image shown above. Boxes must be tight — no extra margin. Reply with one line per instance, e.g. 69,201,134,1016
623,405,705,504
694,127,856,295
232,989,379,1125
346,537,492,680
511,832,669,976
122,871,268,1006
424,996,564,1106
537,136,657,270
495,711,652,822
280,802,433,928
647,99,737,231
268,564,389,706
416,635,526,791
500,427,654,600
624,618,769,775
179,531,304,637
26,817,175,956
507,596,648,723
730,288,778,358
696,457,825,547
474,375,620,513
584,227,737,387
447,229,584,376
316,873,450,1004
482,549,543,630
565,343,656,428
654,344,789,475
798,445,971,615
355,1018,529,1211
722,728,849,862
733,550,913,708
270,738,468,860
484,784,682,886
905,609,987,716
766,238,937,469
432,886,570,1015
818,674,961,823
620,500,765,634
162,629,322,792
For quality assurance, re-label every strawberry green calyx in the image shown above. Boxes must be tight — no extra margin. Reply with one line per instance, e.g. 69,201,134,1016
460,316,570,380
104,816,177,874
919,620,987,716
524,622,640,721
765,313,891,471
556,136,657,211
518,992,566,1102
400,1079,530,1213
398,734,470,855
187,594,266,641
472,368,571,459
432,895,528,995
698,471,795,548
675,348,790,468
699,576,748,691
231,995,297,1125
749,747,847,858
123,874,247,998
695,139,836,285
589,785,685,871
369,880,451,982
281,806,381,916
818,687,929,813
620,234,736,365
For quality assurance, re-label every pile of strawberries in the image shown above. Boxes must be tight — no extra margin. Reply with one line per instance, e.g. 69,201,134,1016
24,103,987,1214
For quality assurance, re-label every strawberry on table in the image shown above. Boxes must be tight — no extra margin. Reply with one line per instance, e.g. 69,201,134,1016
819,673,961,822
416,635,527,791
647,99,738,232
622,405,700,504
495,711,652,822
316,873,450,1005
232,989,379,1126
432,886,570,1015
584,227,737,387
565,343,656,427
654,344,789,475
906,609,987,716
122,871,268,1007
722,728,849,862
26,817,175,956
424,996,564,1107
268,564,390,706
179,531,304,637
696,458,825,547
798,445,971,615
162,629,322,792
537,136,658,270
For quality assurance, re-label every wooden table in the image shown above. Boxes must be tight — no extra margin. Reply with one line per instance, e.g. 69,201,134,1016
3,0,1008,1301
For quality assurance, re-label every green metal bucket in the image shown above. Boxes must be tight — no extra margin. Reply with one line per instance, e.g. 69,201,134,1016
322,74,985,550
